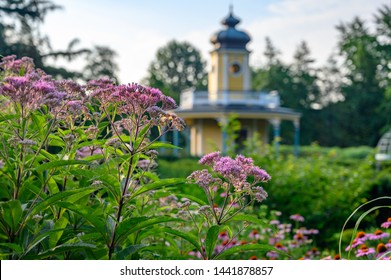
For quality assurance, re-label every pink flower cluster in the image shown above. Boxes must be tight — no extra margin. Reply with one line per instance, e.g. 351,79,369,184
198,152,271,191
188,152,271,203
0,55,185,134
344,218,391,259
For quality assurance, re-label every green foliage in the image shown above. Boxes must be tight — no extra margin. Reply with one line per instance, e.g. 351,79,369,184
157,145,380,250
0,0,119,81
143,40,207,102
252,4,391,147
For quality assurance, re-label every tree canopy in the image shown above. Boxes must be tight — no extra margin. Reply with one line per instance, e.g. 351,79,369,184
0,0,119,81
252,4,391,147
143,40,207,102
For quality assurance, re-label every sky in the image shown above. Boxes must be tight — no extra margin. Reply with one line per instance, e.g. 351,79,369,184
42,0,390,84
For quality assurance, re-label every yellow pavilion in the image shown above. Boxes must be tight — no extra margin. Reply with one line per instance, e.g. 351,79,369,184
172,9,301,156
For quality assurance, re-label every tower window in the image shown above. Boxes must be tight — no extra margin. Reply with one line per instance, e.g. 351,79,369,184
230,62,241,74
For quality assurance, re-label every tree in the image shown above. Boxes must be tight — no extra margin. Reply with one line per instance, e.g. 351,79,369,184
83,45,120,83
144,40,207,102
0,0,89,78
0,0,119,81
335,16,385,146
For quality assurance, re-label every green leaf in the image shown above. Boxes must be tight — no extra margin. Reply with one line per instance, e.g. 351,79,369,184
174,193,207,206
70,169,121,200
134,123,151,150
38,149,57,161
30,112,46,138
148,141,181,150
37,242,96,259
0,200,23,231
130,178,185,199
205,225,221,259
29,187,100,216
21,228,65,258
214,243,283,260
49,216,69,248
36,159,92,172
0,243,23,255
115,216,179,245
55,202,107,241
115,244,148,260
161,227,201,253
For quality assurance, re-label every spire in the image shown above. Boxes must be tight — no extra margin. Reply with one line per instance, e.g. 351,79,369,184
222,6,240,28
210,7,250,50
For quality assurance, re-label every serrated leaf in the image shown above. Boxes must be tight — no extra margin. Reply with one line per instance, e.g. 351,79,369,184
37,242,96,259
36,159,92,172
115,216,179,245
29,187,100,216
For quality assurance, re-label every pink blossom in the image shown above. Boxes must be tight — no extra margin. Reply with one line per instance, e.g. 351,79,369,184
345,238,365,251
199,151,221,166
76,146,103,159
367,230,390,240
381,217,391,229
251,166,271,182
290,214,305,222
356,245,376,257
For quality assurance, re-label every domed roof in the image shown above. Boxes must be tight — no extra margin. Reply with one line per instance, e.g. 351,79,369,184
210,9,251,50
375,129,391,161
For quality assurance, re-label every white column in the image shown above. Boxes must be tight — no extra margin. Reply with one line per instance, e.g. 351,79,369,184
243,54,251,91
222,53,229,105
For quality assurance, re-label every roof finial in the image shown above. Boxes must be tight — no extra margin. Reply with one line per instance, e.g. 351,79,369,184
229,3,233,15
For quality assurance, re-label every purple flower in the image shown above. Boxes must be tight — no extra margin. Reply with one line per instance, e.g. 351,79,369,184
356,245,376,257
76,146,103,159
367,230,390,240
345,238,365,251
355,231,368,242
381,217,391,229
249,229,260,239
376,243,391,259
266,251,279,259
290,214,305,222
199,151,221,166
253,186,268,202
187,169,221,190
213,156,242,178
251,166,271,182
0,55,35,75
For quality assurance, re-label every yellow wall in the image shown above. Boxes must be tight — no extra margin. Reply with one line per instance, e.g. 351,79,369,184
228,55,244,91
187,118,270,156
202,119,222,154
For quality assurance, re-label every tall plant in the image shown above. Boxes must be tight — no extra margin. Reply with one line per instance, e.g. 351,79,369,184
0,55,185,259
